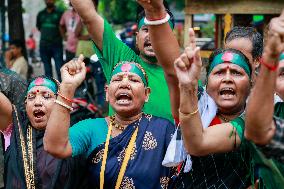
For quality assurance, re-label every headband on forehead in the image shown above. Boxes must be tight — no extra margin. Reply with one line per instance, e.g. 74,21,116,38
111,62,148,86
27,77,58,94
208,52,251,78
138,17,174,30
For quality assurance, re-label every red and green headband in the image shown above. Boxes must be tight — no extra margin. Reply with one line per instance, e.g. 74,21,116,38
111,62,148,86
208,52,251,78
27,77,58,94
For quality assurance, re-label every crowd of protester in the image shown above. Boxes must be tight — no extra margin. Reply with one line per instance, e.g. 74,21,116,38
1,0,284,188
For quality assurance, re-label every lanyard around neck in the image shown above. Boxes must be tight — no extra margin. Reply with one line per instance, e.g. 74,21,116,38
100,118,139,189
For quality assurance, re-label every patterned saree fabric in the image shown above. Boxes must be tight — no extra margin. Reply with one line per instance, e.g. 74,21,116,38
69,114,176,189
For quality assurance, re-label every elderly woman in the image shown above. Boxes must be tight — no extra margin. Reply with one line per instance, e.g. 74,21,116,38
44,58,176,188
0,74,88,188
164,42,252,187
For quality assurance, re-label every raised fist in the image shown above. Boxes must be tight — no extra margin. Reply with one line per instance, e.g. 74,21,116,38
60,54,86,90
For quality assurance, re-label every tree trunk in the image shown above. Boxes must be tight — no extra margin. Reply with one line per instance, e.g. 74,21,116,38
7,0,27,59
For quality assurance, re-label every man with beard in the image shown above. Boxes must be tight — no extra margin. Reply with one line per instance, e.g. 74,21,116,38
70,0,180,122
36,0,63,80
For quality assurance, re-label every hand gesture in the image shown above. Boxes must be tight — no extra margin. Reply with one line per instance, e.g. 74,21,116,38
60,54,86,90
263,32,283,66
269,9,284,43
5,50,13,68
174,28,202,88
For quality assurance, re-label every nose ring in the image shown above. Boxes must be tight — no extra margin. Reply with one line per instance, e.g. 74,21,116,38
40,101,43,105
127,84,131,89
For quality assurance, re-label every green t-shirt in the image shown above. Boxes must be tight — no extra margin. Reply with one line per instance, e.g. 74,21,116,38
93,20,173,122
69,118,108,157
36,8,63,46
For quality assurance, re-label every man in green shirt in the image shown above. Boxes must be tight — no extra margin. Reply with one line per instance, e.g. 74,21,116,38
36,0,63,80
71,0,180,122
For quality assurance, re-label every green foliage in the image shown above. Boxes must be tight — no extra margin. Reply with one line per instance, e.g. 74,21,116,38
99,0,137,24
200,20,215,38
98,0,185,24
55,0,68,11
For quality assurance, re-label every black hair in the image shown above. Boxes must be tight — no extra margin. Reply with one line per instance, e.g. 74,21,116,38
225,26,263,61
206,48,252,77
9,39,23,49
92,0,98,7
136,1,175,29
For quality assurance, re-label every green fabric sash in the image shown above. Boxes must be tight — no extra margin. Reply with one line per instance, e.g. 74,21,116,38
111,62,148,86
208,52,251,78
27,77,58,94
248,142,284,189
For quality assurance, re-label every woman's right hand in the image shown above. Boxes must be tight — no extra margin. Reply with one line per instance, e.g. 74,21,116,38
60,54,86,92
174,28,202,89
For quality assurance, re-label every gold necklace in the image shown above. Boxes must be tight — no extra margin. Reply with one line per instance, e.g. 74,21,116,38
15,104,36,189
110,116,125,131
217,113,230,122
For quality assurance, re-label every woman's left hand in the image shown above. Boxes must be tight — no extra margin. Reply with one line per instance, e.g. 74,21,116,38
174,28,202,88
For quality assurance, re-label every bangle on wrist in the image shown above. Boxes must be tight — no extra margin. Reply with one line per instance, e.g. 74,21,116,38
54,99,73,112
260,57,278,71
179,108,199,117
57,92,73,103
144,13,170,26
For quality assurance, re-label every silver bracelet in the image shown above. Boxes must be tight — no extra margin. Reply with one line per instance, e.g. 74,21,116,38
54,99,73,112
144,13,170,26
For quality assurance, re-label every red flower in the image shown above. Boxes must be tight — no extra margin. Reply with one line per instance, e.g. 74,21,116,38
121,63,132,72
222,52,233,62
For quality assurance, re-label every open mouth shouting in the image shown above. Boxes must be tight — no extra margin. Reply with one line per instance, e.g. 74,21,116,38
144,40,153,52
115,92,133,105
33,109,46,123
219,87,236,100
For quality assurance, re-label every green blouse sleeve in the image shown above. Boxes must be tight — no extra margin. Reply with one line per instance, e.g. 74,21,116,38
230,116,245,143
69,118,108,157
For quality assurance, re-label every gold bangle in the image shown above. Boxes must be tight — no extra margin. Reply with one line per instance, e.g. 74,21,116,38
179,108,199,117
